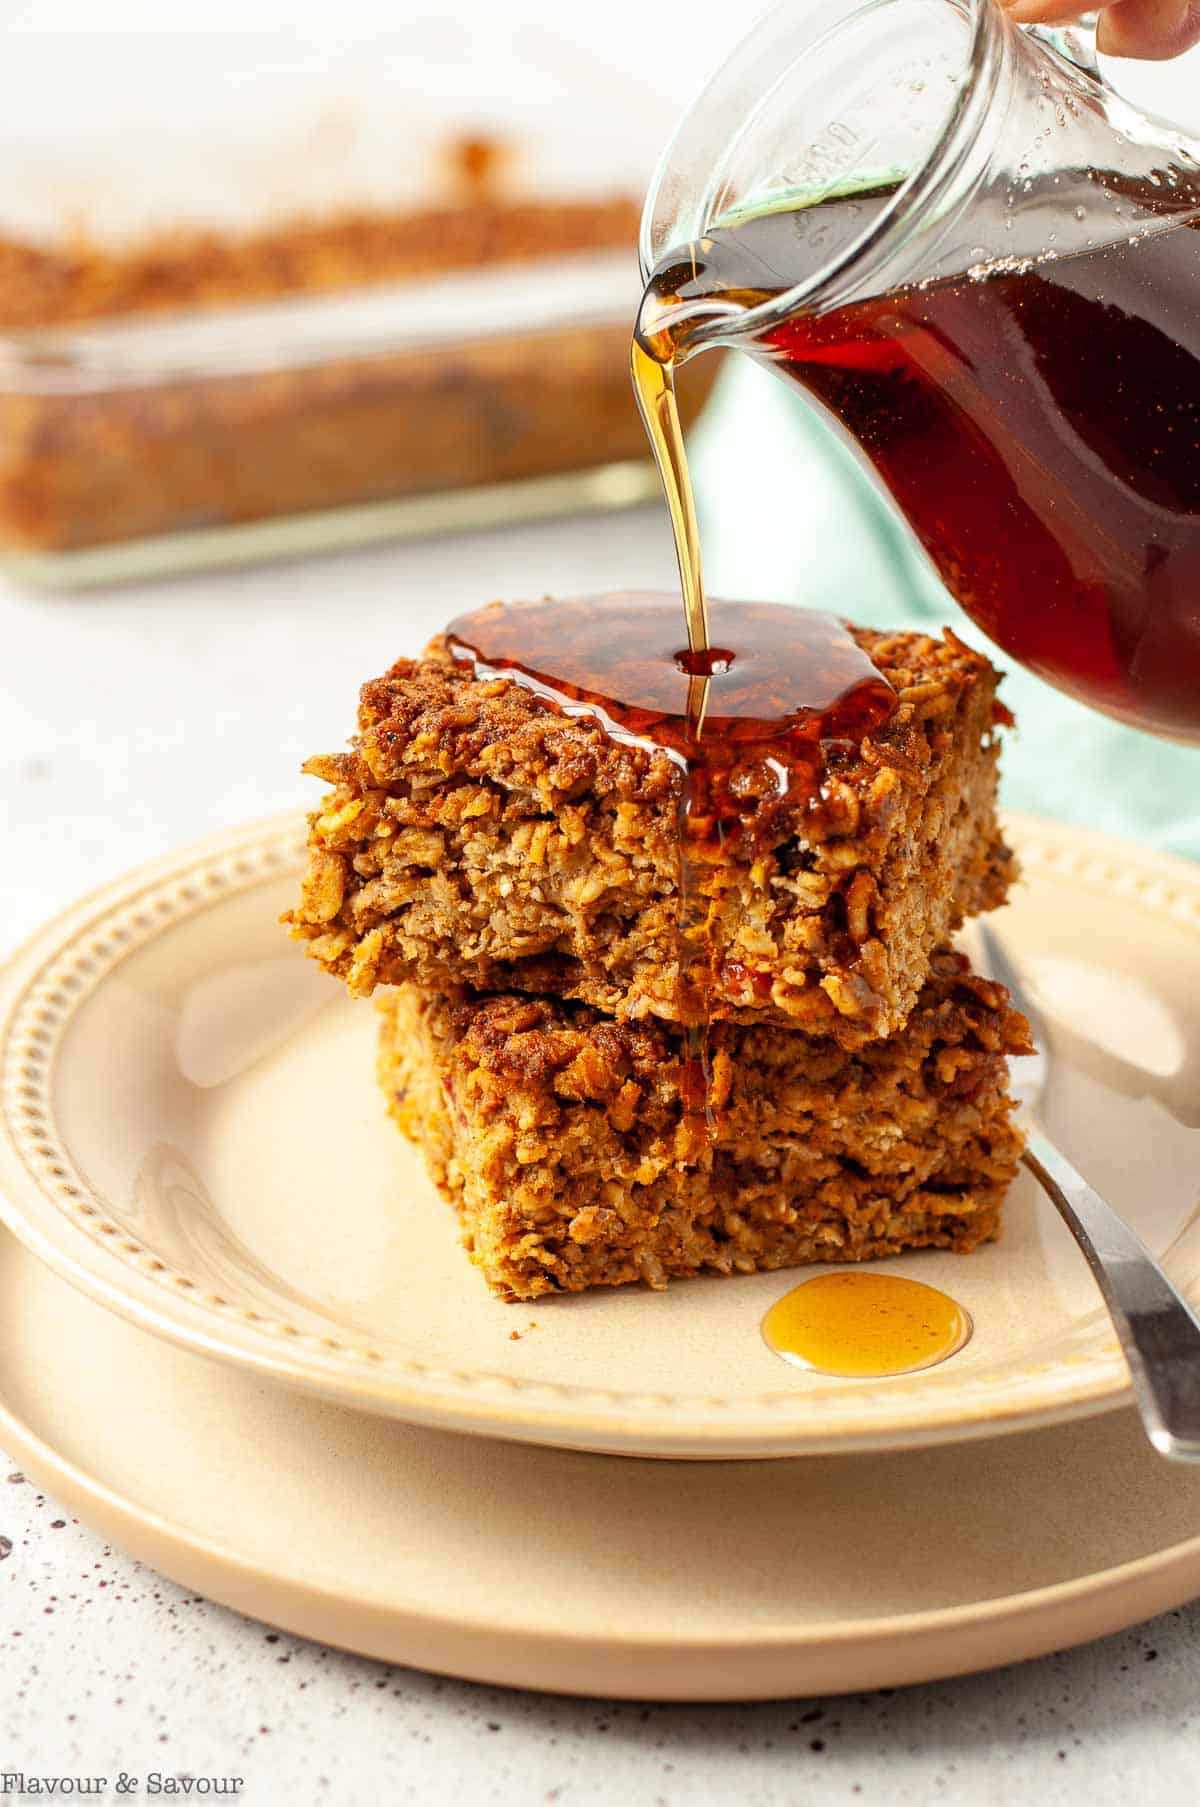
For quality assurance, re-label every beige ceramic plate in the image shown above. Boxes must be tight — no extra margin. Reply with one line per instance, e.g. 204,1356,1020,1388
1,810,1199,1459
2,1225,1200,1698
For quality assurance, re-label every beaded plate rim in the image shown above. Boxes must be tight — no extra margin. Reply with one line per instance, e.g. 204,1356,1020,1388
0,808,1196,1456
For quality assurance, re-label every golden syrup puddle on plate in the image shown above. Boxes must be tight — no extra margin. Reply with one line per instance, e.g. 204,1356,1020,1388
761,1272,972,1379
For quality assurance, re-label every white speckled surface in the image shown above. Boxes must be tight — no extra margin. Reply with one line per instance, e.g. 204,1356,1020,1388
1,1464,1198,1802
3,512,1200,1800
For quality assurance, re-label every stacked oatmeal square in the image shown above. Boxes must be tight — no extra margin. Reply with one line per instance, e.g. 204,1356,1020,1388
287,606,1029,1301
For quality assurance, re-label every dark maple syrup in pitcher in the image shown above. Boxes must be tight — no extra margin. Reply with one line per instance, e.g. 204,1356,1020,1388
637,179,1200,741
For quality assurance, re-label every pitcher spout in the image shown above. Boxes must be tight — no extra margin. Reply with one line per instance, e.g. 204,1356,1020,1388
636,245,764,365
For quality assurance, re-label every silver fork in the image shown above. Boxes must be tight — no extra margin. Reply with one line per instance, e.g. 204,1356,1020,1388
977,920,1200,1461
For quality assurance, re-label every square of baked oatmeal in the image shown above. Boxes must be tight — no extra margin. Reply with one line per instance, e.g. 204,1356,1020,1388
287,603,1014,1045
377,951,1030,1301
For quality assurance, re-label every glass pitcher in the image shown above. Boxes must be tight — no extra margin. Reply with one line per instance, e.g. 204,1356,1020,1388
637,0,1200,742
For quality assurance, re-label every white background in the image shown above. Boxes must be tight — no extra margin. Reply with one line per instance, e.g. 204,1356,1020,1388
3,4,1200,1801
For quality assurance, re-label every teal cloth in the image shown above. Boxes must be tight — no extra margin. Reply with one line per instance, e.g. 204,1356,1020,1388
689,360,1200,861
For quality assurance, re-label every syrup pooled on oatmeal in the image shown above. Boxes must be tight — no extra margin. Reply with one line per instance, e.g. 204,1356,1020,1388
445,593,895,1144
762,1271,972,1378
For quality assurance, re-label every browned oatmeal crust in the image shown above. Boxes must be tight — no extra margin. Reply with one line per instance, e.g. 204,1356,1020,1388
0,196,641,329
288,619,1015,1042
378,950,1031,1301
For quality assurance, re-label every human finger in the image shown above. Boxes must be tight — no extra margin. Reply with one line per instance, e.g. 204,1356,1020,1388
1095,0,1200,57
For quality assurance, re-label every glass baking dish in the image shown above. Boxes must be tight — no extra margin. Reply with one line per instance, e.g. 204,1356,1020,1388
0,3,716,588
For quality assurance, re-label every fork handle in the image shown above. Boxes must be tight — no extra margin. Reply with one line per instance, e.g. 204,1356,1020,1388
1025,1137,1200,1461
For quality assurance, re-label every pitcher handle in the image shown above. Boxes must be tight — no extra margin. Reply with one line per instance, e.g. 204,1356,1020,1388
1024,10,1102,79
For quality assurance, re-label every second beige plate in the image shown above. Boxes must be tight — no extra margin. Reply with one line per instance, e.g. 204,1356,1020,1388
1,810,1199,1458
3,1225,1200,1699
